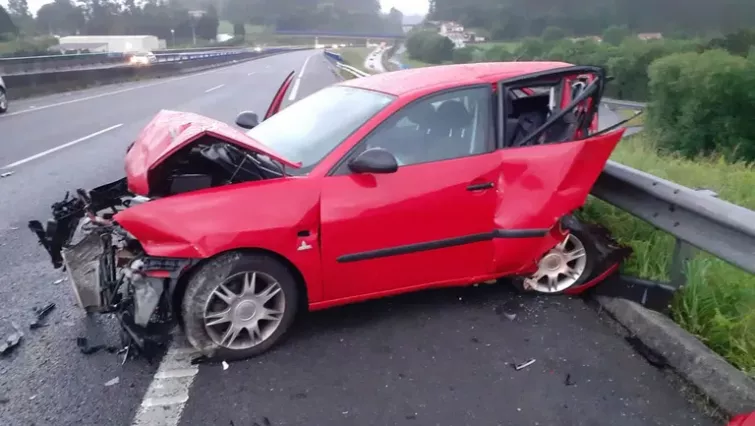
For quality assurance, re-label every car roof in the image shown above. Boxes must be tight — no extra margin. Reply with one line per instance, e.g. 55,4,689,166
340,61,575,96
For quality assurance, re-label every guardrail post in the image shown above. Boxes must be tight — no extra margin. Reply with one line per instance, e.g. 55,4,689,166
668,188,719,290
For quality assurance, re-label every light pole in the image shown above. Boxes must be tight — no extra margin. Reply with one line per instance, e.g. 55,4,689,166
188,10,205,46
170,28,175,47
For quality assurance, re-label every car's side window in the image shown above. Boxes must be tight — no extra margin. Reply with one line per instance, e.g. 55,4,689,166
350,86,492,168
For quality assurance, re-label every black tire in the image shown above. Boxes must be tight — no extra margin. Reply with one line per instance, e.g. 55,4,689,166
0,88,7,114
181,251,300,361
510,215,599,294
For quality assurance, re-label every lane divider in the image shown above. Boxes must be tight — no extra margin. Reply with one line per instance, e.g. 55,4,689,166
2,123,124,169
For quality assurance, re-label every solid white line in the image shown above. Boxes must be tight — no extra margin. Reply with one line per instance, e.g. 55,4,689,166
204,84,224,93
2,123,123,169
131,338,200,426
287,53,316,101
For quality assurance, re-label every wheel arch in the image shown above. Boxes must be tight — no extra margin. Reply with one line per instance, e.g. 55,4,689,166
170,247,310,326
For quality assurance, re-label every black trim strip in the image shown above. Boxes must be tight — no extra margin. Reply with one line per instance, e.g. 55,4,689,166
336,228,549,263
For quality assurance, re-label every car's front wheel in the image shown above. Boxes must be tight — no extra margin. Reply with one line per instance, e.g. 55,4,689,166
0,88,8,113
181,252,300,360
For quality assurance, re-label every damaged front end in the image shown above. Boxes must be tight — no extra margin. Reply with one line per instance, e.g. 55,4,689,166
29,178,192,356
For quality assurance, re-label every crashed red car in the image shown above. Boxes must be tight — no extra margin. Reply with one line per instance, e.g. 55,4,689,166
30,62,629,360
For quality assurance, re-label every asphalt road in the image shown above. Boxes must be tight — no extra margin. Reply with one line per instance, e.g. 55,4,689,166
0,55,715,426
0,48,339,426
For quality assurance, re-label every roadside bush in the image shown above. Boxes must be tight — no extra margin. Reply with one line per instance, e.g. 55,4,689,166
646,49,755,162
406,30,453,64
451,46,478,64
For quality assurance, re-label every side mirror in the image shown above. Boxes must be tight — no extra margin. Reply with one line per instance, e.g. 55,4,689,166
235,111,259,129
348,148,398,174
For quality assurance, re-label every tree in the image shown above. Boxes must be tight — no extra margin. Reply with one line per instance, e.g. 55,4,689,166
195,5,219,40
602,25,629,46
233,22,245,37
542,26,566,42
0,5,18,37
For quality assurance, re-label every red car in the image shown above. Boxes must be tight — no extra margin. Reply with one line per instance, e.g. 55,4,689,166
31,61,629,360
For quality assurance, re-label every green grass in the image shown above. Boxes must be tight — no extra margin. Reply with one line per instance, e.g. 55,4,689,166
578,134,755,376
336,47,373,73
474,41,521,52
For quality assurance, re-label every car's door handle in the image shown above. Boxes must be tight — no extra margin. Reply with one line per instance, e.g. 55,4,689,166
466,182,494,191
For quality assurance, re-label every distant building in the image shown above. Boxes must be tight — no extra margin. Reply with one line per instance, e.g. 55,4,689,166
637,32,663,40
570,36,603,43
56,35,162,53
438,21,466,48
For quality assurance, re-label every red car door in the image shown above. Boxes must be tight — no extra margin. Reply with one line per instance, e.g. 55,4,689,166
490,66,625,275
264,71,295,119
318,86,500,303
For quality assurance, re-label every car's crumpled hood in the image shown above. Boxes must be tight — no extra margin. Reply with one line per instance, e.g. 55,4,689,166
125,109,300,195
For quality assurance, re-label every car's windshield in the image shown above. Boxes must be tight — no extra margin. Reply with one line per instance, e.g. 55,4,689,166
245,85,395,175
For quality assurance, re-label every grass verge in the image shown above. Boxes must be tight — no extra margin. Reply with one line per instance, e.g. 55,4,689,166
578,133,755,377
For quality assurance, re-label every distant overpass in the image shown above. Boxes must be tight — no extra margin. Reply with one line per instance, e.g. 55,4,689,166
273,30,405,40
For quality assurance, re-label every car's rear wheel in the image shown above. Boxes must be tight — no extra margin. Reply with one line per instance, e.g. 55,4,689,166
0,88,8,113
181,252,299,360
512,215,597,294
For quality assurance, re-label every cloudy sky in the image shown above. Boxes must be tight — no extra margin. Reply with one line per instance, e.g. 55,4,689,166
2,0,429,17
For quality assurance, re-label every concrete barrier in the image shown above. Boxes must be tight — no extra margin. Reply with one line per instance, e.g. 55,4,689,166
4,47,308,100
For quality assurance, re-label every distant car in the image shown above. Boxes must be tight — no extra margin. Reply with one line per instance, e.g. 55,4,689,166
0,76,7,114
128,51,157,66
30,62,629,361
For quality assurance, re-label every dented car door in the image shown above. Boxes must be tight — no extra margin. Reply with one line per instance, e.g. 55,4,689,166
490,66,625,275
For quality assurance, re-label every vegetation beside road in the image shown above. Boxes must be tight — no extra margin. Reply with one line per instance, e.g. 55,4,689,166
405,27,755,376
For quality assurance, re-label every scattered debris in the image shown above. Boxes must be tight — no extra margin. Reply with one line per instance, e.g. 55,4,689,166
30,303,56,329
222,361,229,370
513,358,536,371
76,337,119,355
0,171,14,178
191,355,210,365
0,323,24,356
565,373,576,386
53,278,66,285
494,302,518,321
104,377,120,387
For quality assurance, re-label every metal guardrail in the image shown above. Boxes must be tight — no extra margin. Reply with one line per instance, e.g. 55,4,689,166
334,62,369,78
0,47,271,75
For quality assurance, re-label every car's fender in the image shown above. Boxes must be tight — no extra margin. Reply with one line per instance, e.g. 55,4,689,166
114,176,325,302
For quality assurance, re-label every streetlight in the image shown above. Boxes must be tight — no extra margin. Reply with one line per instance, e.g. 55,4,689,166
170,28,175,47
188,10,205,46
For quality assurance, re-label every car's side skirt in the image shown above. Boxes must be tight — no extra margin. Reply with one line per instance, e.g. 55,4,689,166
336,228,549,263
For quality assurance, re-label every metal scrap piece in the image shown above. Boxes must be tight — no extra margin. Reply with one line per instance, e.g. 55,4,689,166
514,358,536,371
30,303,56,329
0,323,24,355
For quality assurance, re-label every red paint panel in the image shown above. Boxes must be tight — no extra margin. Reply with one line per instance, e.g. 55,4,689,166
319,153,500,300
264,71,295,119
124,109,300,196
114,177,326,302
491,128,625,273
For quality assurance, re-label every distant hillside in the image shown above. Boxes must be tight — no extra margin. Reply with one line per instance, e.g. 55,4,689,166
403,14,424,25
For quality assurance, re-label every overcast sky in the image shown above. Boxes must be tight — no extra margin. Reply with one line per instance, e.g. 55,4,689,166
2,0,429,17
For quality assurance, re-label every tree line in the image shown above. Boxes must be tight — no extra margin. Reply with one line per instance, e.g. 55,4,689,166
0,0,403,48
428,0,754,39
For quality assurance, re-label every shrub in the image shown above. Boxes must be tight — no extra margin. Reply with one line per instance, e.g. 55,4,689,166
406,30,453,64
647,49,755,162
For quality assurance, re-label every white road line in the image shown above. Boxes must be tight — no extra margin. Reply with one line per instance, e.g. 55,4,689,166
204,84,224,93
2,123,123,169
131,338,200,426
287,53,316,101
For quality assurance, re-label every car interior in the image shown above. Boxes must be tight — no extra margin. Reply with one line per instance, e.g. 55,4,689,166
361,71,601,167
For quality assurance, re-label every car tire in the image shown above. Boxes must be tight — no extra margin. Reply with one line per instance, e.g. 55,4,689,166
181,251,300,361
510,215,598,294
0,88,8,114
